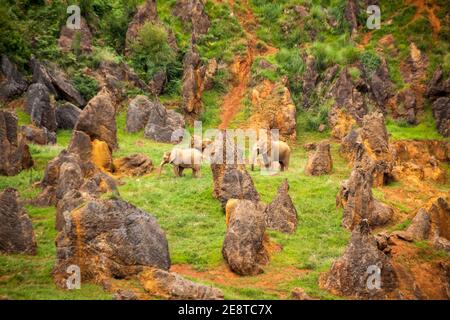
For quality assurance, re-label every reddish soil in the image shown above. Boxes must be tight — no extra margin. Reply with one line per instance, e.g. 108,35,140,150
171,263,308,299
406,0,442,38
219,0,277,129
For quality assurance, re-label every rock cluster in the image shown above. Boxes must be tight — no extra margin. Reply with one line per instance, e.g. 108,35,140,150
426,67,450,137
0,55,28,101
305,140,333,176
0,188,37,255
172,0,210,36
0,110,33,176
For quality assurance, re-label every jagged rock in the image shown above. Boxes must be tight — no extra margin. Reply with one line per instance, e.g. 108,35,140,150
74,88,118,151
369,59,393,110
91,139,113,172
56,102,81,130
432,97,450,137
223,200,269,275
25,83,57,132
302,55,318,108
359,112,393,186
331,67,367,125
140,268,224,300
340,128,361,161
113,154,153,177
143,100,185,143
329,108,356,140
426,66,450,100
391,140,448,183
393,88,418,124
172,0,210,36
0,55,28,100
305,141,333,176
113,290,138,301
182,44,204,118
21,125,56,145
0,188,37,255
264,179,298,234
126,95,153,133
291,288,313,300
344,0,359,34
248,80,297,140
30,58,85,107
321,220,398,299
210,132,259,209
337,148,393,230
67,130,93,162
149,70,167,95
58,16,92,54
53,199,170,288
0,110,33,176
202,58,218,91
406,208,431,241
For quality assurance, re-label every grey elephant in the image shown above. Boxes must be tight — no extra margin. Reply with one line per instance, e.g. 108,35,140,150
158,148,203,178
250,139,291,172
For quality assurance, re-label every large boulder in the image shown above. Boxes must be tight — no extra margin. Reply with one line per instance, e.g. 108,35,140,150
406,197,450,252
321,220,398,299
264,179,298,234
53,199,170,288
210,132,260,209
432,97,450,137
0,188,37,255
58,16,92,54
0,55,28,101
143,100,185,143
426,66,450,100
172,0,210,36
30,58,85,107
223,200,269,275
74,88,118,151
21,125,56,145
126,95,153,133
113,154,153,177
139,268,224,300
337,148,393,230
25,83,57,132
369,59,393,110
56,102,81,130
0,110,33,176
305,140,333,176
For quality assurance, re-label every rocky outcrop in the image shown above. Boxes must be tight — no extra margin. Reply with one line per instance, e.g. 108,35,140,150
0,110,33,176
321,220,398,299
126,95,153,133
426,67,450,100
391,140,448,183
139,268,224,300
172,0,210,36
113,154,153,177
210,132,260,209
406,197,450,252
301,55,318,108
369,59,393,110
143,100,185,143
21,125,56,145
149,70,167,96
329,108,356,140
247,80,297,140
264,179,298,234
25,83,57,132
305,141,333,176
53,199,170,288
0,55,28,101
30,58,85,107
74,88,118,151
0,188,37,255
223,200,269,275
337,148,393,230
432,97,450,137
182,44,204,119
56,102,81,130
58,16,92,54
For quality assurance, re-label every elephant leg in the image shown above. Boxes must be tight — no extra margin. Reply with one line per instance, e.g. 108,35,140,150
173,165,180,177
193,166,201,178
280,162,285,172
178,167,185,177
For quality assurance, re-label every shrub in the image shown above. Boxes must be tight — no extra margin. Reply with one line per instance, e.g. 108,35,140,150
360,50,381,76
73,73,99,101
129,22,176,82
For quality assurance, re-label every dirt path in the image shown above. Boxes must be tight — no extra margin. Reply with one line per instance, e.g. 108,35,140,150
218,0,277,129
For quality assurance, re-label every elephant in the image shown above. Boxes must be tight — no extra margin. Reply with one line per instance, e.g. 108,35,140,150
250,139,291,172
158,148,203,178
190,135,213,152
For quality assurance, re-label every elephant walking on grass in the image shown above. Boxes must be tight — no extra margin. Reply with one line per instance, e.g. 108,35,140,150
158,148,203,178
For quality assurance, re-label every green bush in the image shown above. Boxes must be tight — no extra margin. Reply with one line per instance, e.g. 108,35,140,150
129,22,177,82
360,50,381,76
73,73,99,101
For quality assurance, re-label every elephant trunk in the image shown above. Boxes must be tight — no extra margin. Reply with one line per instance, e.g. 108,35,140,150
158,161,167,178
